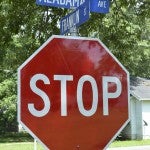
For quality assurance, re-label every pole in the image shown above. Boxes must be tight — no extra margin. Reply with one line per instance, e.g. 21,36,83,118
70,24,78,36
68,7,78,36
34,139,37,150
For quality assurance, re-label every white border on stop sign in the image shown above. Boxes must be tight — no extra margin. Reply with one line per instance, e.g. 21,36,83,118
17,35,130,150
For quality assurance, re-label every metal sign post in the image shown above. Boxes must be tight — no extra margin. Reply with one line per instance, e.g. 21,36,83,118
69,25,78,36
34,139,37,150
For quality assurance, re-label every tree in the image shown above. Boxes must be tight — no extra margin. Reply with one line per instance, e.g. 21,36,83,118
0,0,149,133
1,0,149,77
0,0,68,132
0,77,17,133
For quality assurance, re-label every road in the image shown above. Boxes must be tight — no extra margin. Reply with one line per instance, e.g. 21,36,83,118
107,145,150,150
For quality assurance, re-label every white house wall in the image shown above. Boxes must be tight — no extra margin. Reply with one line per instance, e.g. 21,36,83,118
130,97,143,140
142,101,150,139
130,97,137,139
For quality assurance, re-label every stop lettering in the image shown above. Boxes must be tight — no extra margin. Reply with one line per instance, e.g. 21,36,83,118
29,74,122,117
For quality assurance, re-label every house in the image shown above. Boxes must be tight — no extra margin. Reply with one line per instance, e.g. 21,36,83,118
122,77,150,140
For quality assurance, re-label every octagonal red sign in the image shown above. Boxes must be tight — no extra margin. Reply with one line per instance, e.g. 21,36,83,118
18,35,129,150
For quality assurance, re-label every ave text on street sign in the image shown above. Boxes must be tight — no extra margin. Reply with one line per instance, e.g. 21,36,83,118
36,0,110,14
60,0,90,35
90,0,109,13
18,35,129,150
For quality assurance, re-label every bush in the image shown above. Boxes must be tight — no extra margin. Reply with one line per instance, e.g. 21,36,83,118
0,132,33,143
0,78,17,133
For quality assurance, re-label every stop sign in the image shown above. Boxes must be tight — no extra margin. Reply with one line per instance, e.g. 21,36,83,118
18,35,129,150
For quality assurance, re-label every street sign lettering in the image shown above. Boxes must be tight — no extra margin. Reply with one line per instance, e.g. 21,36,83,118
36,0,110,14
90,0,109,13
60,9,80,35
36,0,85,9
98,1,107,8
29,74,122,117
60,0,89,35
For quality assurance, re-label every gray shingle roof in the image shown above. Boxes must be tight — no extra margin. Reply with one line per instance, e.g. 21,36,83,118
130,77,150,100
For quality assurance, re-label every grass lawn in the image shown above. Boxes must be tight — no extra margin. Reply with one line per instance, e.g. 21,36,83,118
0,132,33,143
0,132,150,149
0,133,44,150
0,140,150,150
110,139,150,147
0,142,44,150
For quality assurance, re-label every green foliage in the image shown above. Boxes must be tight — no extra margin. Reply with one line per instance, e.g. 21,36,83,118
0,78,17,133
110,139,150,148
0,142,44,150
0,0,149,133
0,132,33,143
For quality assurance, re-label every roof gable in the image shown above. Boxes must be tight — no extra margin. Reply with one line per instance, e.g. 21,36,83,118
130,77,150,100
